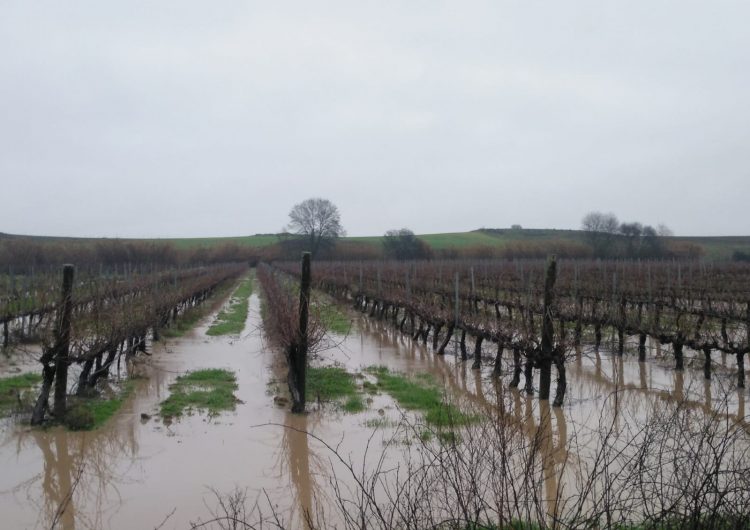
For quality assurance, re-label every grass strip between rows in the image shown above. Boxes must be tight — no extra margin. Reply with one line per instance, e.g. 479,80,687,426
206,275,253,336
160,369,239,418
314,296,353,335
366,366,477,427
162,280,236,338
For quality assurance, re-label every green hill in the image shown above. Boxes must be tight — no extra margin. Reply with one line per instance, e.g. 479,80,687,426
3,229,750,261
152,228,750,261
156,228,750,260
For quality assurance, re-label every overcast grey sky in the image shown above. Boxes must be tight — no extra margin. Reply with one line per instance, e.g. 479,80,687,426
1,1,749,238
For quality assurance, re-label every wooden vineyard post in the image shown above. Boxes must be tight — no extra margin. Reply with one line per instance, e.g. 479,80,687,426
290,252,311,413
153,276,161,341
574,296,583,347
454,271,459,357
740,302,749,389
617,294,626,355
53,264,75,419
539,256,557,401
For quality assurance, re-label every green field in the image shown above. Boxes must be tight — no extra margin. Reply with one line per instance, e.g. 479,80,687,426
157,228,588,251
144,228,750,260
345,228,584,249
4,228,750,260
156,234,280,250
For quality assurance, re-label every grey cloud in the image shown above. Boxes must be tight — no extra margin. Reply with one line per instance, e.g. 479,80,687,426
1,1,748,237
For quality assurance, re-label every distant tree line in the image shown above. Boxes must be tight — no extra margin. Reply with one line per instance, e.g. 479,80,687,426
580,211,698,259
382,229,432,260
2,199,721,272
0,236,263,274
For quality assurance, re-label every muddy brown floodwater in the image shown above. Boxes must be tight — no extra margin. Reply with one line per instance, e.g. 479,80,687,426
1,284,749,529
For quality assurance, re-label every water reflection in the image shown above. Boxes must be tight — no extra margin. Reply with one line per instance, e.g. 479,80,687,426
34,429,78,530
353,315,750,519
0,297,747,529
13,406,140,530
283,413,314,528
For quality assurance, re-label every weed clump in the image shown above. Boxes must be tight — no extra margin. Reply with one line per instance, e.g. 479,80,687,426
160,369,239,419
343,395,365,413
65,403,95,431
306,366,368,413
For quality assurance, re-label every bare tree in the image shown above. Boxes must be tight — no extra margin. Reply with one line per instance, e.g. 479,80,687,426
287,198,345,258
581,211,619,234
581,211,619,258
657,223,674,237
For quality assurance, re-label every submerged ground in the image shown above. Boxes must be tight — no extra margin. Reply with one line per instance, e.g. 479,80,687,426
0,274,748,529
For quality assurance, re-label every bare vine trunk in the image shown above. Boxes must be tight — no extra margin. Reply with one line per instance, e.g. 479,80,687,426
471,335,484,370
493,341,503,376
509,348,522,387
437,324,453,355
538,257,557,401
52,265,74,419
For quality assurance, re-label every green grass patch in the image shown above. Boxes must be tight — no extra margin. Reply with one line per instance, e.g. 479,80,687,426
365,366,476,427
0,372,42,415
88,398,124,428
206,276,253,336
307,366,357,401
416,231,512,249
65,380,135,431
315,298,353,335
306,366,369,413
0,372,42,396
160,369,239,419
343,395,365,413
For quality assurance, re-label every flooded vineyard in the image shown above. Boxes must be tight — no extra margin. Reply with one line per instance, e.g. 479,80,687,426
1,276,748,529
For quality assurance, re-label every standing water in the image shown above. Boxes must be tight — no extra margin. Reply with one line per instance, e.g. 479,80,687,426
1,281,748,528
